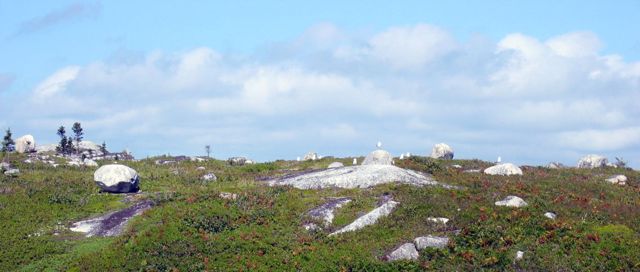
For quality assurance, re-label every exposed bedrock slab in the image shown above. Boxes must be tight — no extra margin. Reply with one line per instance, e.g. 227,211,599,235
329,200,399,236
267,165,439,189
70,200,153,237
307,197,352,226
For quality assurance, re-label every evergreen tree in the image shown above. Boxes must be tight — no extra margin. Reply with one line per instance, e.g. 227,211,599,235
2,128,15,153
66,136,75,154
100,141,107,154
72,122,83,154
205,145,211,158
56,126,66,154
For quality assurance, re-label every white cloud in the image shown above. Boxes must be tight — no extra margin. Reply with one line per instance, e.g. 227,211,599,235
5,24,640,167
32,66,79,100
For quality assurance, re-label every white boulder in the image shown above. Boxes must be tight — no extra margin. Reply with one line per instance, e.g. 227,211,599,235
327,162,344,169
15,135,36,153
605,174,627,185
427,217,449,224
414,235,449,250
202,173,217,181
544,212,557,220
495,196,528,207
4,168,19,176
515,251,524,261
362,149,393,165
94,164,140,193
484,163,523,176
386,243,419,261
83,159,98,167
577,154,608,169
430,143,454,160
303,152,318,161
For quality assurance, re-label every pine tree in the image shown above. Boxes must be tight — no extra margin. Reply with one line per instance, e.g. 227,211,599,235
205,145,211,158
2,128,15,153
100,141,107,154
72,122,83,154
66,136,74,154
56,126,66,154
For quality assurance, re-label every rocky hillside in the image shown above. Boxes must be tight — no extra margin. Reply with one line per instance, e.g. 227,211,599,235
0,152,639,271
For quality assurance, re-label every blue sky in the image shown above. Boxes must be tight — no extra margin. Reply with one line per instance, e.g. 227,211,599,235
1,1,639,167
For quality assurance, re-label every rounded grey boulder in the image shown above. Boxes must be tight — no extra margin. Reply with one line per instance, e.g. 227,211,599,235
430,143,454,159
362,149,393,165
577,154,608,169
94,164,140,193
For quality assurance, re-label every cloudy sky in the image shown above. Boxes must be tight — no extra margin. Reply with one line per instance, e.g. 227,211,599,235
1,1,639,167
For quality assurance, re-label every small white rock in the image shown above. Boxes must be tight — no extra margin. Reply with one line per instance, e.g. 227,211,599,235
515,250,524,261
605,175,627,185
495,196,528,208
426,217,449,224
386,243,419,261
544,212,557,220
414,235,449,250
484,163,523,176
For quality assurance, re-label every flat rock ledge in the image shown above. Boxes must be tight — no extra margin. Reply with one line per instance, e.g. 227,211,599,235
267,165,440,189
70,200,153,237
307,197,352,227
330,200,399,236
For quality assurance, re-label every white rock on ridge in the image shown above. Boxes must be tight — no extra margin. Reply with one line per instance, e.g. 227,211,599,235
484,163,523,176
227,157,248,165
544,212,557,220
546,162,565,169
605,175,627,185
427,217,449,224
386,243,419,261
330,200,399,236
495,196,528,208
35,143,57,153
414,235,449,250
303,152,318,161
577,154,608,169
75,141,102,153
15,135,36,153
94,164,140,193
430,143,454,160
362,149,393,165
327,162,344,169
268,165,439,189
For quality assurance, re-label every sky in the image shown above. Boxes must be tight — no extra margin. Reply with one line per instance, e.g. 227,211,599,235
1,1,639,167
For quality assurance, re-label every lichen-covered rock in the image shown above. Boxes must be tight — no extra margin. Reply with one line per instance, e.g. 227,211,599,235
414,235,449,249
330,200,399,236
94,164,140,193
427,217,449,224
15,135,36,153
495,196,528,207
386,243,419,261
430,143,454,159
362,149,393,165
202,173,217,181
268,165,438,189
605,174,627,185
327,162,344,168
577,154,608,169
484,163,523,176
307,197,351,226
70,200,153,237
546,162,565,169
4,168,19,176
83,159,98,167
303,152,318,161
35,143,57,153
227,157,248,166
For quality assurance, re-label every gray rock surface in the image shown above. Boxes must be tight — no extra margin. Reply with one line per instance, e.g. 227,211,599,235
362,149,393,165
4,168,19,176
0,162,10,172
94,164,140,193
15,135,36,153
577,154,608,169
330,200,398,236
83,159,98,167
268,165,439,189
414,235,449,249
35,144,57,153
386,243,419,261
303,152,318,161
495,196,528,207
484,163,523,176
227,157,248,166
327,162,344,169
544,212,557,220
546,162,566,169
605,174,627,185
307,197,351,226
430,143,454,159
202,173,217,181
70,200,153,237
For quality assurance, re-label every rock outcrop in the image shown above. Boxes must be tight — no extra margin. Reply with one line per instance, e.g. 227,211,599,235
386,243,419,261
414,235,449,249
430,143,454,159
70,200,153,237
327,162,344,169
577,154,608,169
605,174,627,185
484,163,523,176
15,135,36,153
330,200,398,236
362,149,393,165
94,164,140,193
495,196,528,207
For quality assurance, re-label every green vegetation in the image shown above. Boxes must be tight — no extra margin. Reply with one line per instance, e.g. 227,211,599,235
1,154,639,271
